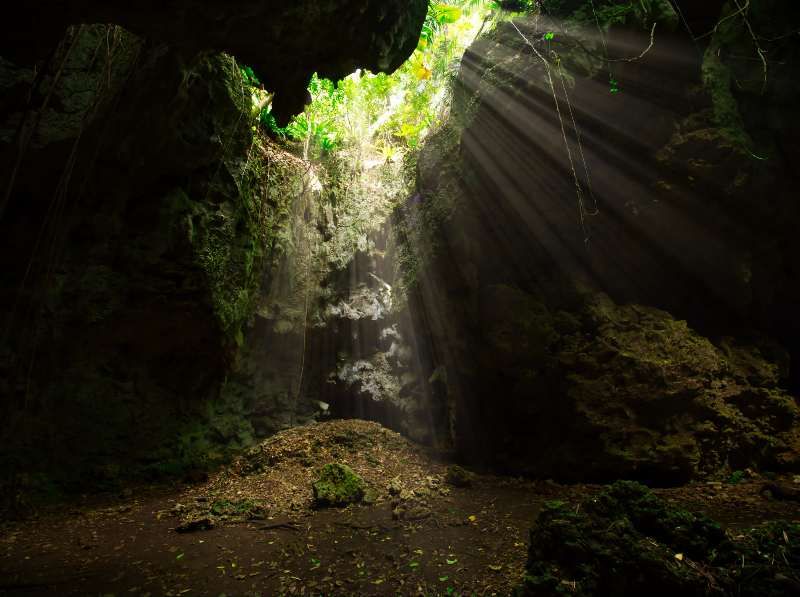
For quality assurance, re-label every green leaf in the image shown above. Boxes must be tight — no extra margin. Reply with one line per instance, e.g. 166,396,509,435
434,4,462,24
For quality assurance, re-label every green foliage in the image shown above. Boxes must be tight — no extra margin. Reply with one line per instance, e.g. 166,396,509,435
259,107,279,132
740,521,800,595
491,0,535,12
573,1,637,27
420,3,465,49
728,469,745,484
240,65,261,87
263,1,492,155
259,73,342,156
520,481,730,595
245,1,495,281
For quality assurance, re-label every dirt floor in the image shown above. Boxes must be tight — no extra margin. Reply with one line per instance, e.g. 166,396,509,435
1,420,799,596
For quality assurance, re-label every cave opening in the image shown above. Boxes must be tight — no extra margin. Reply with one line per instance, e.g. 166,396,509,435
1,1,800,595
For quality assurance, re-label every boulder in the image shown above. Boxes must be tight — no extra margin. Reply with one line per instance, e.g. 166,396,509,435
518,481,800,596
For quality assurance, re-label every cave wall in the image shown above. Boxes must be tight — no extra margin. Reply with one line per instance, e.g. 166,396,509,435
398,0,800,483
0,34,272,490
0,2,427,499
0,1,429,121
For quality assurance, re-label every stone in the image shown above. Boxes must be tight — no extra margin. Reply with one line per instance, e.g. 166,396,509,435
175,514,216,533
445,465,474,488
390,490,432,521
312,463,365,508
518,481,800,596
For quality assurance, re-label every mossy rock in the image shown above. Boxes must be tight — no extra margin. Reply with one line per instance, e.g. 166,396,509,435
518,480,800,596
445,464,474,488
312,463,365,508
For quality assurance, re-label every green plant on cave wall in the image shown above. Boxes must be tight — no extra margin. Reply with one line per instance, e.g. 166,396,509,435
247,1,497,155
259,74,344,159
233,1,499,276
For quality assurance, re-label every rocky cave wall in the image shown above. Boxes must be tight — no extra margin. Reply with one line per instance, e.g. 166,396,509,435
396,0,800,484
1,1,429,122
0,1,427,499
3,0,799,498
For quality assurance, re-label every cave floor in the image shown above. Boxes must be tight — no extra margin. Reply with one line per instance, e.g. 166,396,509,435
2,421,799,596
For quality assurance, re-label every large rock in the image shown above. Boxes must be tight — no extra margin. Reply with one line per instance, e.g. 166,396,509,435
481,287,800,483
519,481,800,596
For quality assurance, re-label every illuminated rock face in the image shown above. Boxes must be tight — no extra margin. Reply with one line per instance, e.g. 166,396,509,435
0,0,428,121
401,2,800,483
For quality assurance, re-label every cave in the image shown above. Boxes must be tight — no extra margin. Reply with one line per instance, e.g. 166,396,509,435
1,1,799,595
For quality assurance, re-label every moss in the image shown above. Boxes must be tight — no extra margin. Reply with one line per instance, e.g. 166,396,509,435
518,481,800,596
393,123,464,293
702,33,753,150
312,463,365,507
159,53,272,350
210,498,264,518
471,286,799,482
518,481,724,595
588,481,727,558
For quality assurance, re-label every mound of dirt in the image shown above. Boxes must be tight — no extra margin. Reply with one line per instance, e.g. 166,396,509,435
173,419,449,525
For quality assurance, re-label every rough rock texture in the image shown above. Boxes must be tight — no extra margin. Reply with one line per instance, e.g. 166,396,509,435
0,37,274,491
0,0,427,498
518,481,800,596
397,1,800,482
483,287,800,483
0,0,428,121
